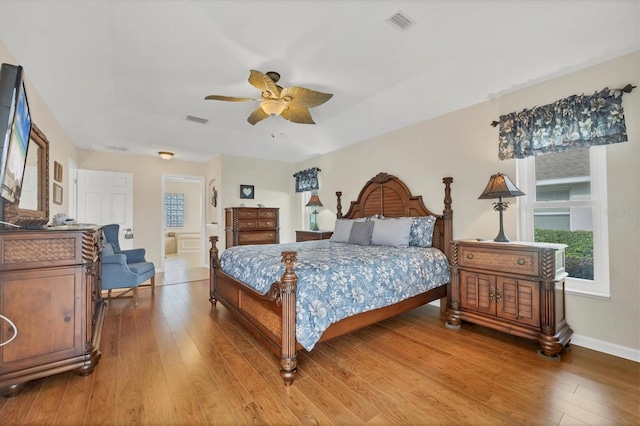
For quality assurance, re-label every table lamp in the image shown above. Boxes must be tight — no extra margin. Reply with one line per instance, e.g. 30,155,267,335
478,173,525,242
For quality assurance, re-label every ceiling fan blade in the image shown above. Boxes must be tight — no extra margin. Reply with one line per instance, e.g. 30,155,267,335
280,106,316,124
247,107,269,125
204,95,255,102
248,70,281,98
280,87,333,109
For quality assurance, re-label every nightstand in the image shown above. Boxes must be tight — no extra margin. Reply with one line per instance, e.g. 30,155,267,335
446,239,573,359
295,230,333,242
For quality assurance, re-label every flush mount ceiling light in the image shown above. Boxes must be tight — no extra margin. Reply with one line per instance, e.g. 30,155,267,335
158,151,174,160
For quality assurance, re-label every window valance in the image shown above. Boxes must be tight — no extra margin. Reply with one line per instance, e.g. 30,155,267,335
293,167,321,193
498,86,631,160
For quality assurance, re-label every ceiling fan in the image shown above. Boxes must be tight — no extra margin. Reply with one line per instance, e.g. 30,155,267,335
205,70,333,125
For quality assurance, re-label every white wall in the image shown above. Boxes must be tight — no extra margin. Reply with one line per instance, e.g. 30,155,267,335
218,155,295,249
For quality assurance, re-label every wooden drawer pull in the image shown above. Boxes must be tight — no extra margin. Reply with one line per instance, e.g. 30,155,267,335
466,253,474,259
517,258,525,265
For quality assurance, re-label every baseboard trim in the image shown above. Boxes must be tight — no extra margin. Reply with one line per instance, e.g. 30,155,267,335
570,334,640,362
429,300,639,362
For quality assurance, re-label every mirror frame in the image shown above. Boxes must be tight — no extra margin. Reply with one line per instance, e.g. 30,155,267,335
3,123,50,226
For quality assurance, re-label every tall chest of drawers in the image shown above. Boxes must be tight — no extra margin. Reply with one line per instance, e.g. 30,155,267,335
225,207,279,248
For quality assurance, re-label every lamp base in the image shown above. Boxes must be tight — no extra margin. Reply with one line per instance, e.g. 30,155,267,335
310,210,319,231
493,233,511,243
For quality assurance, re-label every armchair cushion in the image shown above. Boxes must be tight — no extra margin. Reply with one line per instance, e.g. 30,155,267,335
102,253,128,266
121,248,147,264
127,261,155,276
102,242,116,256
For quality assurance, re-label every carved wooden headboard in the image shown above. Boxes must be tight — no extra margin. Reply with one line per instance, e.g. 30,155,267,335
336,172,453,258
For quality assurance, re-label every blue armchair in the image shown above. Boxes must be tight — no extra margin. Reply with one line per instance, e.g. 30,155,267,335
101,224,155,305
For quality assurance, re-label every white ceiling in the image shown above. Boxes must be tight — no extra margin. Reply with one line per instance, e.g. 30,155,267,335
1,1,638,163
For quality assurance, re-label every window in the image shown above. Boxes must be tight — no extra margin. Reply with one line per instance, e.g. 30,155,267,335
164,193,184,228
518,146,609,298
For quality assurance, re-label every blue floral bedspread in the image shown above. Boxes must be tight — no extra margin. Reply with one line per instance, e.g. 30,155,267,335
219,240,450,351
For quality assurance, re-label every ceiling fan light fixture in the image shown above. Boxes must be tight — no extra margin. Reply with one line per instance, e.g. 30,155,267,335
260,99,286,116
158,151,174,160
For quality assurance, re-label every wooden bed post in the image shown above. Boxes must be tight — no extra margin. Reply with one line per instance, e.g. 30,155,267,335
279,251,298,385
441,177,453,318
209,236,219,305
442,177,453,260
335,191,343,218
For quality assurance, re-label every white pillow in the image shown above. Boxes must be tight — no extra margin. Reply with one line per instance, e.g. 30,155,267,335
329,218,367,243
330,219,354,243
370,217,412,247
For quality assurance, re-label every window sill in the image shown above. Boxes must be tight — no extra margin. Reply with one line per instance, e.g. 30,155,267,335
565,277,610,300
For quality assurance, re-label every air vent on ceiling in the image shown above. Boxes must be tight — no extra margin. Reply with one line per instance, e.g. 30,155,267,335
99,145,130,153
186,115,209,124
386,10,415,32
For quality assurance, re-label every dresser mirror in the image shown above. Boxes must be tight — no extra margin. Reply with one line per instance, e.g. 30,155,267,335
3,123,50,226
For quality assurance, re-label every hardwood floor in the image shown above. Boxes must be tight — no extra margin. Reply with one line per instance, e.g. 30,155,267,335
0,279,638,425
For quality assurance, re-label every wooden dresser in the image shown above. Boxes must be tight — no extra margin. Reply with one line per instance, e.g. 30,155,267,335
225,207,279,248
295,230,333,242
0,227,105,397
447,240,572,359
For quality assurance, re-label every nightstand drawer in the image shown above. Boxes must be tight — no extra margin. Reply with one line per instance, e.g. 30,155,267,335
458,246,539,277
296,230,333,242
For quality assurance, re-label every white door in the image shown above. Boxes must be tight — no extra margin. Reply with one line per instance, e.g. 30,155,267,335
77,170,134,250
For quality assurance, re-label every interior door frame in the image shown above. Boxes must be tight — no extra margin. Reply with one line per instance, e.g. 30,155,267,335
160,174,206,272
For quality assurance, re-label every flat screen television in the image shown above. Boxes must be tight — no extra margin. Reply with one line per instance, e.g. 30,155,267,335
0,63,32,215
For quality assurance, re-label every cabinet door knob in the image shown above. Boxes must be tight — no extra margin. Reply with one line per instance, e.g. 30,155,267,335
241,235,247,240
517,258,525,265
466,253,474,259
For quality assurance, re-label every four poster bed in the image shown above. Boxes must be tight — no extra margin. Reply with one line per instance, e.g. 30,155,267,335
209,172,453,385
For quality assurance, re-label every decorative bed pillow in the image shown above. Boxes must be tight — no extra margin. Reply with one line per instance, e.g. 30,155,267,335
347,221,375,246
409,215,437,248
330,218,368,243
330,219,354,243
370,217,412,247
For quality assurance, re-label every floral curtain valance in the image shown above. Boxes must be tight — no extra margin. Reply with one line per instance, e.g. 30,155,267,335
498,87,628,160
293,167,320,193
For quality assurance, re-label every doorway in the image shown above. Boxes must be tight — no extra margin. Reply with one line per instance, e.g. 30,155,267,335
161,174,208,285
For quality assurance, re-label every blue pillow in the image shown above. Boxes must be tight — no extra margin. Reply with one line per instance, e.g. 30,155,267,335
409,216,436,248
348,221,374,246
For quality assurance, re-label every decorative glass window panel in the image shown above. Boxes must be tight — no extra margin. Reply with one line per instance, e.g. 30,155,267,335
165,193,184,228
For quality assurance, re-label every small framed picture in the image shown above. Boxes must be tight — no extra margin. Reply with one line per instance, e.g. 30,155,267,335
53,183,63,205
240,184,254,199
54,161,63,182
